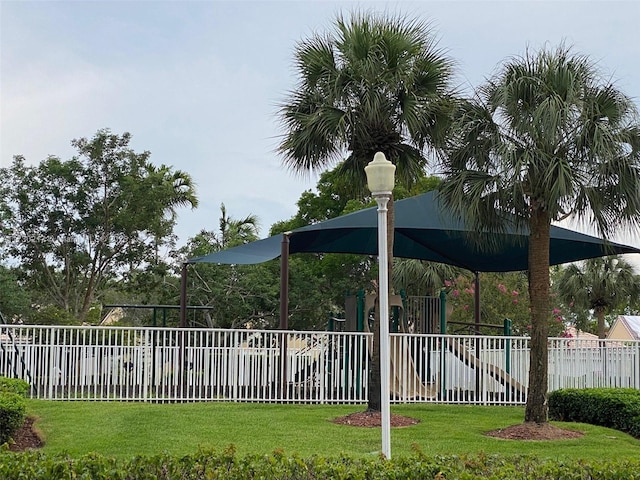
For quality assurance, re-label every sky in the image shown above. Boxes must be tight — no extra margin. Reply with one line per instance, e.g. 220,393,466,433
1,0,639,266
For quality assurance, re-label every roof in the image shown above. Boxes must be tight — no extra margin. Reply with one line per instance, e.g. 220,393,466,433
617,316,640,340
189,191,640,272
562,325,600,348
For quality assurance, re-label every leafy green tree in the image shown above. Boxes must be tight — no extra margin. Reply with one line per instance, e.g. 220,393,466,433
0,266,30,322
555,256,640,338
277,11,455,410
0,129,198,323
270,168,359,235
177,205,277,329
438,45,640,423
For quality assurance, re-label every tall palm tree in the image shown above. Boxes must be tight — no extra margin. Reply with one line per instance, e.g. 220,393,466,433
277,11,455,411
218,203,260,249
143,164,199,266
556,256,640,338
438,45,640,423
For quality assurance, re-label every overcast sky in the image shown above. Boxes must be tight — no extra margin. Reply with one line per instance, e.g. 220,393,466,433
2,0,639,265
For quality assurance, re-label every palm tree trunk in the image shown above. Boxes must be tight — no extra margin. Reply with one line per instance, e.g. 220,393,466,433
596,307,607,339
524,208,551,424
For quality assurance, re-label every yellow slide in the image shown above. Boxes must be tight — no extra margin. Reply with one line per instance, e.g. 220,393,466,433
364,294,438,400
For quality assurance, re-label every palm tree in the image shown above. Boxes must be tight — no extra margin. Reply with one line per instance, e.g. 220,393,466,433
143,164,199,265
159,166,199,213
556,256,640,338
438,45,640,424
393,259,460,297
277,11,455,411
218,203,260,249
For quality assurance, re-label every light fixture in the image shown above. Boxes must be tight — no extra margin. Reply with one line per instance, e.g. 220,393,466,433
365,151,395,459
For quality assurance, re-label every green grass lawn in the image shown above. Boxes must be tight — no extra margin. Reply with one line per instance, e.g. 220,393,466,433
25,400,640,460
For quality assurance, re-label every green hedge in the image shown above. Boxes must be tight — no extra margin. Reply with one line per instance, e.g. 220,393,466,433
0,377,30,397
0,376,29,445
0,449,639,479
549,388,640,438
0,392,26,445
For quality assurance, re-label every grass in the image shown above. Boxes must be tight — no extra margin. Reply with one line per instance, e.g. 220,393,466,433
25,400,640,460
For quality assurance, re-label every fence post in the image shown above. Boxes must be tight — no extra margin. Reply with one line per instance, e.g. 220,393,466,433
357,290,365,332
439,290,447,334
439,290,447,399
504,318,512,375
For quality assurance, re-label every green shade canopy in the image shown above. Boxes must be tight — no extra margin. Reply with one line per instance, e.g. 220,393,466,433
189,191,640,271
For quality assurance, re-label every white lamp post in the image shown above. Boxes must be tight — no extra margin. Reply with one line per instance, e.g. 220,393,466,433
365,151,395,459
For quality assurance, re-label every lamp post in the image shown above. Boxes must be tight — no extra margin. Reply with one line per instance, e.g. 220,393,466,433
365,151,395,459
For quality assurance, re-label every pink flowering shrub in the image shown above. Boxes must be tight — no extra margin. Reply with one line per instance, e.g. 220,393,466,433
446,272,566,336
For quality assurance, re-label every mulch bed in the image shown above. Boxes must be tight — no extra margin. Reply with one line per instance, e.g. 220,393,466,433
485,422,584,440
332,411,584,441
332,411,420,428
8,417,44,452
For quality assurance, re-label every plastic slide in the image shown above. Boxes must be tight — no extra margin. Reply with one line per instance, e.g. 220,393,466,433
446,339,526,396
389,336,438,399
363,295,437,400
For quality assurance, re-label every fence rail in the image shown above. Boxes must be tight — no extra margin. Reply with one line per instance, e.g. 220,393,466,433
1,325,639,404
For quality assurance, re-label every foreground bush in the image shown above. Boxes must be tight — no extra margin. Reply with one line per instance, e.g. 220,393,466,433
0,393,26,445
0,377,30,397
0,377,29,445
549,388,640,438
1,448,640,480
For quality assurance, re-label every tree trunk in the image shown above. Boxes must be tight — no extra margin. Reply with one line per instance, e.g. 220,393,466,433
596,307,606,339
79,273,97,324
367,196,394,412
524,208,551,424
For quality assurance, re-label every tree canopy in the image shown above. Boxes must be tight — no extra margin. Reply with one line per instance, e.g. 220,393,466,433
0,129,198,323
555,256,640,338
438,44,640,423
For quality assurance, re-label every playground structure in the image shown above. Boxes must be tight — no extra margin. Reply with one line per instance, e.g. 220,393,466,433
340,291,440,400
0,295,528,403
330,290,526,402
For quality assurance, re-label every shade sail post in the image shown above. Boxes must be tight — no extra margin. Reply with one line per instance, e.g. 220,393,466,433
474,271,481,334
279,233,291,401
279,233,291,330
180,263,188,328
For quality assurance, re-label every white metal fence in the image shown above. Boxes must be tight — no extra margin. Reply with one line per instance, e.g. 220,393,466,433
1,325,639,404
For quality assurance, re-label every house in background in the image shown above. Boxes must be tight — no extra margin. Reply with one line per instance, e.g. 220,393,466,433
607,315,640,341
563,324,599,348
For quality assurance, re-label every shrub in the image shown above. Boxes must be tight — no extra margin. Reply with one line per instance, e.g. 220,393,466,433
0,377,30,397
0,451,639,480
549,388,640,438
0,392,26,445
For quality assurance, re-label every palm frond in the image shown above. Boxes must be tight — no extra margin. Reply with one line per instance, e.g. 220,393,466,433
277,10,456,183
439,43,640,243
